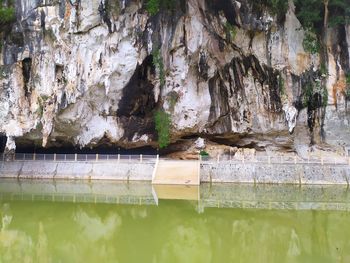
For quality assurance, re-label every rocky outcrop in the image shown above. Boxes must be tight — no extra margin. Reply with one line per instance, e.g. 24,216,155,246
0,0,349,156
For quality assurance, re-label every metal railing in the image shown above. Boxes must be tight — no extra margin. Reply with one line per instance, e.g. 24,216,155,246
200,154,350,166
0,152,349,166
0,153,158,163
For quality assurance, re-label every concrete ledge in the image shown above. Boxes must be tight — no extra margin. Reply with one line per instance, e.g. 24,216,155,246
21,162,58,178
0,162,23,177
55,162,94,179
201,162,350,185
1,160,349,185
0,161,154,181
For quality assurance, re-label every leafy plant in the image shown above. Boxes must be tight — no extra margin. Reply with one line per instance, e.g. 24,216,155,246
345,73,350,100
303,29,320,54
224,22,237,41
322,85,328,107
266,0,289,19
154,110,171,148
199,150,209,157
152,49,165,87
278,73,285,95
146,0,176,16
0,0,15,25
146,0,160,16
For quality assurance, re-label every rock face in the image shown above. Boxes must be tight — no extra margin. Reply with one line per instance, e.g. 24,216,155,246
0,0,349,155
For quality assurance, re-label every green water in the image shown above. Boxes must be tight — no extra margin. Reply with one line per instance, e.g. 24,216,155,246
1,199,350,263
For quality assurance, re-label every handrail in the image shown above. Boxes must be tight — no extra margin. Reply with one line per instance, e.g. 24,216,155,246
0,153,158,163
0,152,349,166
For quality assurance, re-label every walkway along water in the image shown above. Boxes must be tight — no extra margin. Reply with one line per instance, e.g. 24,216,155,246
0,153,350,185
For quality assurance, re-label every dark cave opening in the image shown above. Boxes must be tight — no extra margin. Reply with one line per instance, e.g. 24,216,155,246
117,55,156,118
22,57,32,97
205,0,237,25
0,136,6,153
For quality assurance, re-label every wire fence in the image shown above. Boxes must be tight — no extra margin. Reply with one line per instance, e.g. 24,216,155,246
0,153,349,166
200,154,350,165
0,153,158,163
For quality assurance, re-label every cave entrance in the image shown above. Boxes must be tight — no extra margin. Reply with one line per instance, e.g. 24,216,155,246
0,136,6,153
117,55,156,118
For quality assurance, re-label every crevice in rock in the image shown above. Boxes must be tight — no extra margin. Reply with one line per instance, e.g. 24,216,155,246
98,0,113,34
0,135,6,153
55,64,64,84
117,55,157,141
22,57,32,97
117,55,156,118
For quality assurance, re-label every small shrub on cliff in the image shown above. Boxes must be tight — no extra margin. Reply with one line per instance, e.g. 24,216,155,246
199,150,209,157
0,0,15,25
303,29,320,54
152,49,165,87
224,22,237,42
345,73,350,100
267,0,289,20
155,110,171,148
146,0,176,16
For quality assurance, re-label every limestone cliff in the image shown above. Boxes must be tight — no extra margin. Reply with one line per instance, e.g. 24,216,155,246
0,0,349,156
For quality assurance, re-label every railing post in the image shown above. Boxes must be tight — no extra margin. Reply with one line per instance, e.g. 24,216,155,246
118,154,120,163
294,155,297,164
54,153,56,161
157,154,159,161
33,153,36,161
44,154,46,161
96,154,99,162
217,154,220,163
64,154,66,161
74,153,77,162
140,154,143,163
23,153,26,161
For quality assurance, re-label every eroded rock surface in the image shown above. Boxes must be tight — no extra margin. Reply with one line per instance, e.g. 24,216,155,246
0,0,349,156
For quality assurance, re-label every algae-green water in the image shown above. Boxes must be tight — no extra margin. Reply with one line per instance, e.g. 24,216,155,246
1,198,350,263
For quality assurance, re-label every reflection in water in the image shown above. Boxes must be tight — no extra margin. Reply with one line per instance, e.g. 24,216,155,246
0,179,350,262
0,200,349,262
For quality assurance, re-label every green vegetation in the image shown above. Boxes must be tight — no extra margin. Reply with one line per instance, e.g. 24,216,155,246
294,0,349,54
154,110,171,148
278,73,285,95
199,150,209,157
224,22,237,41
321,83,328,107
302,81,328,108
302,29,320,54
0,0,15,25
266,0,289,19
152,49,165,87
345,73,350,100
146,0,176,16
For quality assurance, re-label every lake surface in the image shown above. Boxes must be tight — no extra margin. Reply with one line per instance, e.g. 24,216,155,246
0,179,350,262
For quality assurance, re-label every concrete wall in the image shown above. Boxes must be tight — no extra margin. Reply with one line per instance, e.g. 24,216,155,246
1,160,350,185
0,160,155,181
200,162,350,185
